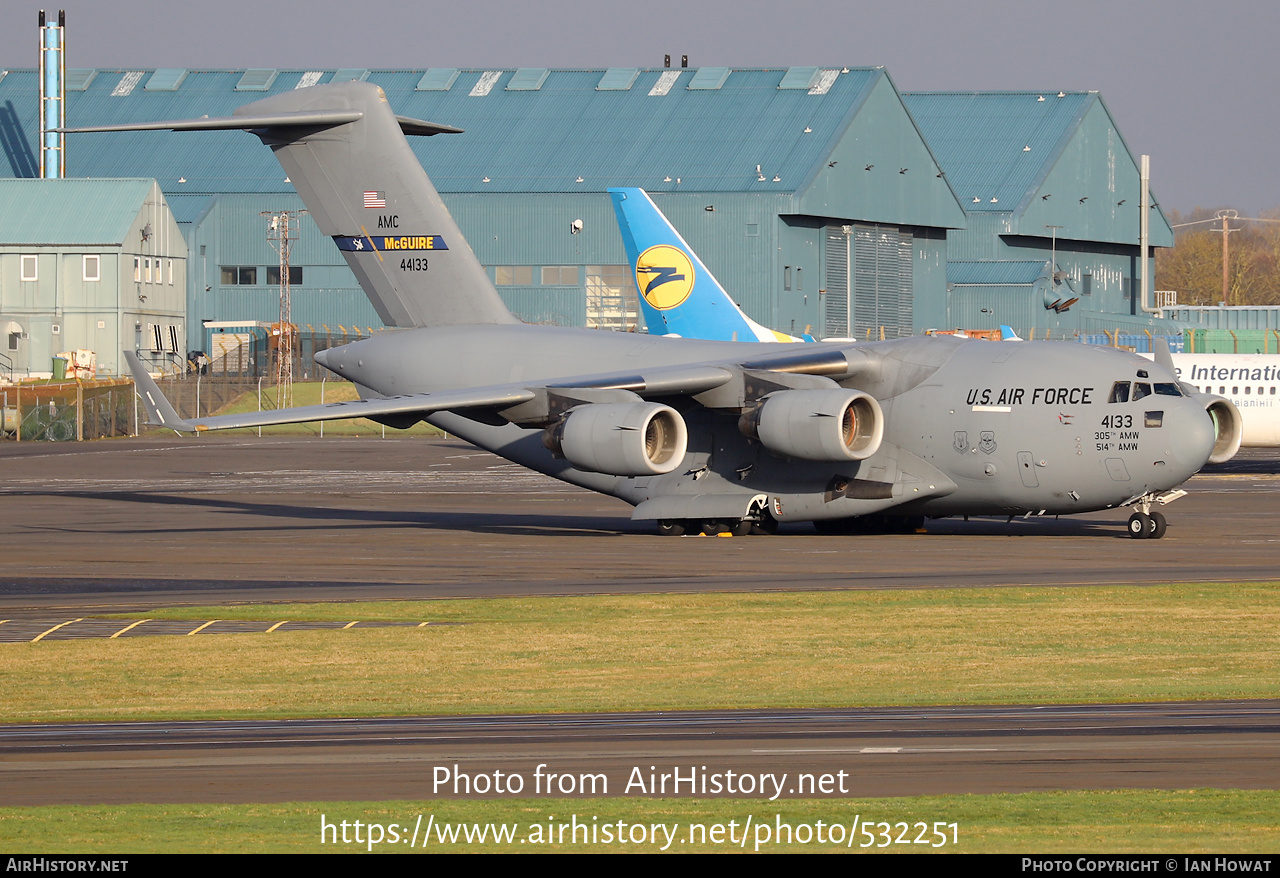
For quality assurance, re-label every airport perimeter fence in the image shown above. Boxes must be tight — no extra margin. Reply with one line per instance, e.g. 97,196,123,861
0,379,135,441
154,375,264,422
198,326,374,380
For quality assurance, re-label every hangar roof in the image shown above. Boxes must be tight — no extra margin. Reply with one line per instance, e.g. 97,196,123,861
903,91,1173,246
0,67,887,196
0,178,156,245
902,91,1093,212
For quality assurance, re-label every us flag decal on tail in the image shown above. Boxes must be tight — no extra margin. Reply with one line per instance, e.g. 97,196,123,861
363,190,386,208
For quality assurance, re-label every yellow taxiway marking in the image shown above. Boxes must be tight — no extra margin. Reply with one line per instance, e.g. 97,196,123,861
110,619,151,639
32,618,84,642
342,621,359,630
265,621,288,633
187,620,218,636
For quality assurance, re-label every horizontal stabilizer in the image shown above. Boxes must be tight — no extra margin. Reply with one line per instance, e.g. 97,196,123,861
62,110,462,137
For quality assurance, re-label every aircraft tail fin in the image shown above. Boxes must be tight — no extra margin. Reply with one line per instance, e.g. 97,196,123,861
609,187,801,343
67,82,516,329
999,325,1023,341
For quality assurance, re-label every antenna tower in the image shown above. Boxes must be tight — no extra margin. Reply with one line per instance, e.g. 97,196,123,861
262,209,306,406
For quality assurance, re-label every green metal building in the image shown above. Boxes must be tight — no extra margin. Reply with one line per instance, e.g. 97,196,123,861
0,178,186,378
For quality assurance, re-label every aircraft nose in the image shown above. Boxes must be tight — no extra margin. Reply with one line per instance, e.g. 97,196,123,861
1167,399,1217,475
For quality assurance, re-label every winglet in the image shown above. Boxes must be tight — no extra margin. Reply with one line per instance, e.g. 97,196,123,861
999,325,1023,341
1152,336,1176,374
122,351,195,432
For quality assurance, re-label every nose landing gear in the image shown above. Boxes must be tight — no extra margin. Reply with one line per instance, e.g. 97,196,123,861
1124,489,1183,539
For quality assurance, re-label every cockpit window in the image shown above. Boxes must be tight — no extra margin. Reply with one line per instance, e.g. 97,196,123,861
1108,381,1130,403
1132,382,1152,401
1154,383,1182,397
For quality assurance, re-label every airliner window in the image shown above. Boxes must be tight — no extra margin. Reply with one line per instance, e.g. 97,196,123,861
1145,411,1164,428
1153,383,1181,397
1136,370,1149,378
1108,382,1130,403
1132,383,1152,400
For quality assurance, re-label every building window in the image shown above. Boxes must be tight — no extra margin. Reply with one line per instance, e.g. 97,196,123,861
1082,272,1092,296
541,266,578,285
220,266,259,285
586,265,639,331
168,259,174,285
783,266,792,291
83,255,101,282
20,255,38,282
266,266,304,286
746,223,759,237
796,267,802,291
494,266,534,285
145,257,153,283
134,257,141,282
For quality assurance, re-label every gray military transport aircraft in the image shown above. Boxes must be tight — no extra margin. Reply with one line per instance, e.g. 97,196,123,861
70,82,1241,539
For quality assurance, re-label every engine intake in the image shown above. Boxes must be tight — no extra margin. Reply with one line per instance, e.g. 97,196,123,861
1202,395,1243,464
739,388,884,461
543,402,688,476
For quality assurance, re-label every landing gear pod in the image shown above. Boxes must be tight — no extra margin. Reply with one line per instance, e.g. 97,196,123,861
543,403,688,476
1202,397,1243,464
739,388,884,462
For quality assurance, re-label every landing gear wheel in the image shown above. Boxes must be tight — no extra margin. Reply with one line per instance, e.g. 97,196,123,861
731,519,753,537
701,521,728,536
751,513,779,536
1127,512,1152,539
1149,511,1167,540
656,520,685,537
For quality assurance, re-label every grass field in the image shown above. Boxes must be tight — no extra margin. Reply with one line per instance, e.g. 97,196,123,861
5,583,1278,853
5,583,1279,722
2,789,1277,852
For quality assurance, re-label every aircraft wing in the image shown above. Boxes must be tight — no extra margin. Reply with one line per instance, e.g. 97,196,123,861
124,351,536,432
125,343,871,433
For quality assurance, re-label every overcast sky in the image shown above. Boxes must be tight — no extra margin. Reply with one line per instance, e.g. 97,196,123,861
4,0,1276,215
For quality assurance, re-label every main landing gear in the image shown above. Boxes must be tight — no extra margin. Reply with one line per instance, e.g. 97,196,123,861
656,511,779,537
1124,489,1185,540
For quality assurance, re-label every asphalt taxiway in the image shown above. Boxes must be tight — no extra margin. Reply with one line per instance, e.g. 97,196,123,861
0,437,1277,615
1,437,1276,805
3,702,1279,806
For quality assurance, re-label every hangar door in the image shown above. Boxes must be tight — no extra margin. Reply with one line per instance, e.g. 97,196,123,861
824,223,913,339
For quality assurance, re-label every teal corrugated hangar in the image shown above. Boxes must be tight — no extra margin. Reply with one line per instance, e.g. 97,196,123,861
0,66,964,356
903,91,1182,339
0,66,1182,362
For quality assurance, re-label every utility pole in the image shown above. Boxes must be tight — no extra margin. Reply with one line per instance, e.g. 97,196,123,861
262,209,306,406
1214,210,1239,306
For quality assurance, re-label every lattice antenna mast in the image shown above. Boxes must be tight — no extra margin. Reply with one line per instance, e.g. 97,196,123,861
262,209,306,406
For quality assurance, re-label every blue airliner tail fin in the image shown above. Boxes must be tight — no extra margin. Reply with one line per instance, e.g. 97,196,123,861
609,187,801,342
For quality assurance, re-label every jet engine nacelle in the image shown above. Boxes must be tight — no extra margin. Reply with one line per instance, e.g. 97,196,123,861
739,388,884,461
1196,394,1243,464
543,402,688,476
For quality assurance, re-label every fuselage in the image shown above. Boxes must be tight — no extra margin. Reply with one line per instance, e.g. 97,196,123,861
321,327,1217,522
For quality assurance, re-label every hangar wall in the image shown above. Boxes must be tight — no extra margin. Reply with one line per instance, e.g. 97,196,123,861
0,66,1195,359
